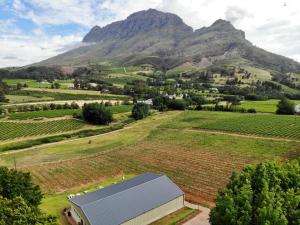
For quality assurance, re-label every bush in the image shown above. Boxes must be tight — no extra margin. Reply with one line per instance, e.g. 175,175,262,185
210,159,300,225
276,98,295,115
82,103,113,125
168,99,188,110
70,102,80,109
132,103,150,120
247,108,257,113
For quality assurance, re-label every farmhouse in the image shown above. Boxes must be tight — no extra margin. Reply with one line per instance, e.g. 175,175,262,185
68,173,184,225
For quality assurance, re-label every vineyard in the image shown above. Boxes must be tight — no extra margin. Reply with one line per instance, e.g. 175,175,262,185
0,119,85,141
161,111,300,140
198,114,300,140
8,105,132,120
9,109,80,120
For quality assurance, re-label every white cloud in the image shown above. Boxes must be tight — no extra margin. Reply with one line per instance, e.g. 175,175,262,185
0,33,82,67
2,0,300,67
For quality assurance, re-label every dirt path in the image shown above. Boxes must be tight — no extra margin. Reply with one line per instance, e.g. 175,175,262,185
184,201,210,225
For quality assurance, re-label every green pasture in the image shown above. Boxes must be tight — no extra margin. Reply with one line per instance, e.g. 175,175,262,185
3,79,73,89
240,99,300,113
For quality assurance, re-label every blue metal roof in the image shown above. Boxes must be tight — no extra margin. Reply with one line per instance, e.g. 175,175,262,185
70,173,184,225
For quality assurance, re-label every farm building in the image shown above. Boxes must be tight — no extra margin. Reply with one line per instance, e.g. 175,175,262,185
68,173,184,225
295,104,300,114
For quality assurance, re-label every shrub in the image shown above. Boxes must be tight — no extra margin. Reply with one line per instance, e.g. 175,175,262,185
132,103,150,120
247,108,257,113
82,103,113,125
276,98,295,115
168,99,188,110
70,101,80,109
210,159,300,225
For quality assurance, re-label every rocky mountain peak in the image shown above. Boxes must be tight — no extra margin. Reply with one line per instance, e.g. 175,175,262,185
82,9,192,43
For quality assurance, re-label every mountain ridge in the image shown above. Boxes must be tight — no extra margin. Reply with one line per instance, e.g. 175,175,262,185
36,9,300,74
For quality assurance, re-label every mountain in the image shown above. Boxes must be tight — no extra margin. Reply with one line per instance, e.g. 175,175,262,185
36,9,300,73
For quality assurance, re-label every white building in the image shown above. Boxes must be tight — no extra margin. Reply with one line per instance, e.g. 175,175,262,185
295,104,300,114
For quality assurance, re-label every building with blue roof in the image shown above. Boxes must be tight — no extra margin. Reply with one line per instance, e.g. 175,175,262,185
68,173,184,225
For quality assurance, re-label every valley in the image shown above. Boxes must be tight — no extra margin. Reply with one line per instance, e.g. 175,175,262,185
0,7,300,225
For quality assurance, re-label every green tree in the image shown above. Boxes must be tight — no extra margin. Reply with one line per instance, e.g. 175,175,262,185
51,82,60,89
0,167,43,208
0,196,57,225
210,160,300,225
132,103,150,120
82,103,113,125
276,98,295,115
0,167,58,225
168,99,188,110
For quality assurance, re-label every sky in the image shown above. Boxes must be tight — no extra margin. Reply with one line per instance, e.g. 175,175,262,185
1,0,300,68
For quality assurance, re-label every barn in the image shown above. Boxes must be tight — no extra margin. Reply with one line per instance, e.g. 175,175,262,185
68,173,184,225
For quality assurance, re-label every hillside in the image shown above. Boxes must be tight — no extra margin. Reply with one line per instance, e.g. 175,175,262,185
36,9,300,74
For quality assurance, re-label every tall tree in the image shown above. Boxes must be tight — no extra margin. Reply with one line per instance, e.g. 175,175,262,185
210,160,300,225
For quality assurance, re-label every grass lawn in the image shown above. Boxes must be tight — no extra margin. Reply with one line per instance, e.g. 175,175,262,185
150,207,198,225
240,99,300,113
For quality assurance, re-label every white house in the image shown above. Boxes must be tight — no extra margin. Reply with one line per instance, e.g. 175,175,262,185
137,99,153,105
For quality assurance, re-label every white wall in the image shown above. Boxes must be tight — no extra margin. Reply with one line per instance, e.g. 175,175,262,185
121,195,184,225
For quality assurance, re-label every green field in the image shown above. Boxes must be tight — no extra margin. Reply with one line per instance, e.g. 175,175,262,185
241,99,300,113
8,89,130,101
109,66,143,74
0,119,86,141
103,73,148,86
1,111,299,224
5,94,54,104
162,111,300,140
4,79,73,89
8,109,81,120
8,105,133,120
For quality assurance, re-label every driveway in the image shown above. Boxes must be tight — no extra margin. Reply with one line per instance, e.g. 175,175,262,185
184,202,210,225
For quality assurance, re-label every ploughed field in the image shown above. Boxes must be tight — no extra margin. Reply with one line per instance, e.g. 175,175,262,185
2,111,299,207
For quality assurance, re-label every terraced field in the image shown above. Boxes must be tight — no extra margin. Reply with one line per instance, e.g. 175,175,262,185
0,119,85,141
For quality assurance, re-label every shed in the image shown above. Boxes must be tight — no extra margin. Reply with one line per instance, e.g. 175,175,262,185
69,173,184,225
